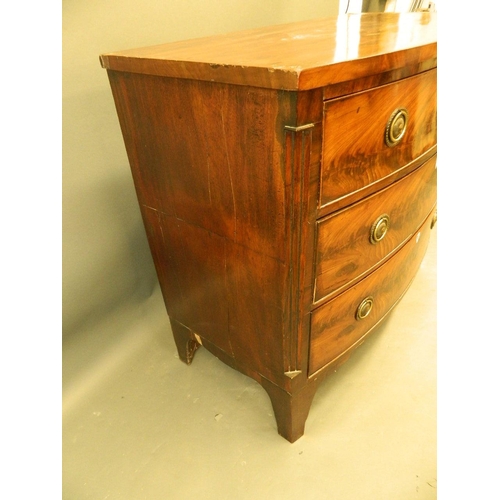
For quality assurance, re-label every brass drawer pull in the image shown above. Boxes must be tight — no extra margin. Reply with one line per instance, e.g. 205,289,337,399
356,296,374,321
431,210,437,229
385,108,408,147
370,214,390,244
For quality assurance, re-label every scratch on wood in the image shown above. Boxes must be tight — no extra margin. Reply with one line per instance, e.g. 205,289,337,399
224,239,235,358
156,211,165,243
207,157,212,205
142,204,159,213
220,89,237,236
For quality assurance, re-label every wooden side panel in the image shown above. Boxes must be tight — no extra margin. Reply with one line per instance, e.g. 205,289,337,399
315,154,437,304
225,242,288,377
320,69,437,210
140,207,232,354
107,71,290,261
107,71,308,384
142,211,291,378
309,209,435,375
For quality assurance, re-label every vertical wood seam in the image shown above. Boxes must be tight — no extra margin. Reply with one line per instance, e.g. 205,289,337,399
284,123,314,377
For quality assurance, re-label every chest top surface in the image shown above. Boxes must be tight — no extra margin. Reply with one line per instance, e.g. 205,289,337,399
99,12,437,90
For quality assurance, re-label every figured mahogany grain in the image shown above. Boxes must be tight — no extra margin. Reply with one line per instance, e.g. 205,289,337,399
315,154,437,304
320,68,437,209
309,209,435,375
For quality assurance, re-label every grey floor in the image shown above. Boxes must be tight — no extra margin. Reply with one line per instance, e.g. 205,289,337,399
63,230,437,500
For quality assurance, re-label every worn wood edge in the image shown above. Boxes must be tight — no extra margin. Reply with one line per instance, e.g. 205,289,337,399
190,330,300,392
100,48,435,91
101,56,302,90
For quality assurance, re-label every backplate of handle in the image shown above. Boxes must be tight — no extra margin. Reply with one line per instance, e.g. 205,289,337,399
370,214,390,244
385,108,408,147
356,296,374,320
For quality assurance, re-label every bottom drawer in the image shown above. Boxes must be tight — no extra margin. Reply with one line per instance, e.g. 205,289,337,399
308,208,436,375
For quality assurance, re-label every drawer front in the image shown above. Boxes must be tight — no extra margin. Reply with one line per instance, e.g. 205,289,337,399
309,209,435,375
314,154,436,303
320,69,436,209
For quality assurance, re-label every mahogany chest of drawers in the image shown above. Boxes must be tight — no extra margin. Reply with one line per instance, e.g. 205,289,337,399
100,12,437,442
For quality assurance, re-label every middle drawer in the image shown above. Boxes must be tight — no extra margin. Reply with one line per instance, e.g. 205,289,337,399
314,154,436,304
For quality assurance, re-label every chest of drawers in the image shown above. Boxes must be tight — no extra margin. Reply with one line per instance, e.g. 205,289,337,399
100,12,437,442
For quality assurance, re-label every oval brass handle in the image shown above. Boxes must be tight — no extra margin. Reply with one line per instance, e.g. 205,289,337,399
356,296,374,321
385,108,408,147
370,214,390,244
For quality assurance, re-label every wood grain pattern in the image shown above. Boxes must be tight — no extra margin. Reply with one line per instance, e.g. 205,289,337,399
107,70,312,386
283,125,311,375
140,207,232,355
100,13,436,90
315,153,436,304
320,68,437,209
102,14,437,442
309,209,435,375
108,71,293,262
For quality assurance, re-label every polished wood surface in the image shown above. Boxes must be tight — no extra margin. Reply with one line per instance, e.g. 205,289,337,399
108,73,292,261
315,154,437,304
102,14,437,442
109,73,297,383
100,13,436,90
310,209,435,375
321,68,437,209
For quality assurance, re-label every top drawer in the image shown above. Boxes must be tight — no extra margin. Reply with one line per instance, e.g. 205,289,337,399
320,69,437,210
